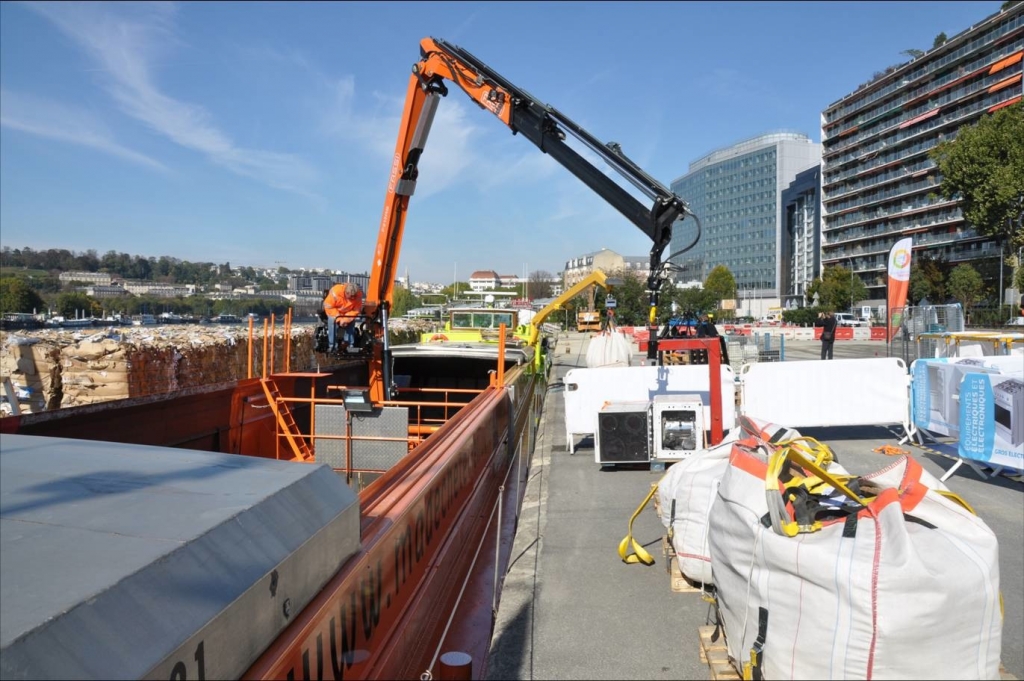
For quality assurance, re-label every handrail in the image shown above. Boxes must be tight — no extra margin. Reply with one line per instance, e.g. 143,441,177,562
269,385,488,477
251,315,517,477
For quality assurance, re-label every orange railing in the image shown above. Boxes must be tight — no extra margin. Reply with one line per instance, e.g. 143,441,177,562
247,309,295,380
250,317,509,477
272,385,487,478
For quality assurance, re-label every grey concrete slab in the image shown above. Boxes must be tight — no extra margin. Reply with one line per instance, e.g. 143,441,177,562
489,332,1023,680
0,435,360,680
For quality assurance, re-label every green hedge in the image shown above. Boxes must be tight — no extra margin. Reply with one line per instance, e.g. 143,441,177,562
781,307,831,326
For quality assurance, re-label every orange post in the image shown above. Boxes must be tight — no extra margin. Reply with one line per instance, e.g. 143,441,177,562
496,323,506,388
270,313,277,376
262,318,270,379
247,316,254,379
285,309,293,373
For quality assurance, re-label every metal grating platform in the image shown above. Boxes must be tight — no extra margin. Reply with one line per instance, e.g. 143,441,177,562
314,404,409,471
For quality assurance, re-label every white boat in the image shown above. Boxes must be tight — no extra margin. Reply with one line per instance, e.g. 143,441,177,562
47,316,96,328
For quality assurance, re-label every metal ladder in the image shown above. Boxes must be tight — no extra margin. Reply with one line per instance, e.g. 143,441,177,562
260,377,313,461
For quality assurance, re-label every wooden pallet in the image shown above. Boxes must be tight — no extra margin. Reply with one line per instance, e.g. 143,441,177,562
662,351,691,365
698,625,741,680
662,536,705,593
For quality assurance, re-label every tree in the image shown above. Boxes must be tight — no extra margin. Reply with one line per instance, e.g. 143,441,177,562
1002,1,1021,11
703,265,736,304
909,268,931,306
808,266,869,311
946,263,985,319
528,270,554,300
929,104,1024,252
908,255,946,304
932,32,948,49
602,269,647,326
901,49,925,60
0,277,46,314
440,282,471,300
391,286,420,317
55,292,99,318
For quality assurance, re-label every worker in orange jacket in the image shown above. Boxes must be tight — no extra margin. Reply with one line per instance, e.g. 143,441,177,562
324,282,364,352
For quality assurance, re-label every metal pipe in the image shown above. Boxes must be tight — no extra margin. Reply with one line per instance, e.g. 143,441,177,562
270,313,277,376
285,308,293,373
497,323,506,387
262,318,269,379
247,315,254,379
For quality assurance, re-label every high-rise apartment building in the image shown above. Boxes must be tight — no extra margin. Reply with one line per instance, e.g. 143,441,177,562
821,4,1023,302
669,132,821,304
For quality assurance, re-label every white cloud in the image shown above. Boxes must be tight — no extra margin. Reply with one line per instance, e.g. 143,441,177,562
0,89,168,171
26,1,320,199
319,74,565,199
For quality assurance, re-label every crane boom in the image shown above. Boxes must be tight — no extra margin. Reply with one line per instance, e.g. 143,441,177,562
366,36,696,402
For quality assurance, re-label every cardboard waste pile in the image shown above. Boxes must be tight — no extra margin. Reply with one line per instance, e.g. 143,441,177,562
1,326,320,412
0,336,61,413
0,320,434,414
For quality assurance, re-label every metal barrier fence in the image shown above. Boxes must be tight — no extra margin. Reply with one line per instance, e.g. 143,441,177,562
894,304,965,365
915,332,1024,359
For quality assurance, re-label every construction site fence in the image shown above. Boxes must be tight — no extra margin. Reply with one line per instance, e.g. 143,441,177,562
892,304,966,365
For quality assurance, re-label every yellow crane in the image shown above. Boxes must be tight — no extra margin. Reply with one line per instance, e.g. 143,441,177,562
516,269,621,370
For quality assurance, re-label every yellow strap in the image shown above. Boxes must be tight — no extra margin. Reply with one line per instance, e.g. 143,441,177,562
777,445,868,506
779,436,836,468
618,482,658,565
936,489,976,515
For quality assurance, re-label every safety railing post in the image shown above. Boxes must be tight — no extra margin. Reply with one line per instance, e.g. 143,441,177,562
262,318,269,379
270,313,277,376
497,324,506,387
285,308,293,373
247,316,254,379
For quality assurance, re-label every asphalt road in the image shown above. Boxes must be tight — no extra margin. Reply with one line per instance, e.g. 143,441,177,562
487,332,1023,680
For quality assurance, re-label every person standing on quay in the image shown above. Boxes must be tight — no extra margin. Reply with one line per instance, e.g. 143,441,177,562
816,311,838,360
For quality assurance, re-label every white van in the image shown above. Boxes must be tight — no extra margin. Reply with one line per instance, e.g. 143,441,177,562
834,313,866,327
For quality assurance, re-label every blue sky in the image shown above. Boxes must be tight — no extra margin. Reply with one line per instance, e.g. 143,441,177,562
0,1,1002,284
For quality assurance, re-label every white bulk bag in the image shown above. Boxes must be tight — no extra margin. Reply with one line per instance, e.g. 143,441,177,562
709,435,1001,680
656,416,799,585
656,440,728,585
585,330,632,368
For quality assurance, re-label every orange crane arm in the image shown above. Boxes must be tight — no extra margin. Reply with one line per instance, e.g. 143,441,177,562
365,37,697,403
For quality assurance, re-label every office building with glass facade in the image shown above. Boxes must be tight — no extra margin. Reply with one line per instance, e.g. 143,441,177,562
820,4,1023,303
669,132,820,306
781,166,822,309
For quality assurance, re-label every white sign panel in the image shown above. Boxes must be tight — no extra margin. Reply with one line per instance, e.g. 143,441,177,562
740,358,911,433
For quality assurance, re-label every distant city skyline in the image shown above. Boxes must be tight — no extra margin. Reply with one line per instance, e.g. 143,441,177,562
2,242,559,288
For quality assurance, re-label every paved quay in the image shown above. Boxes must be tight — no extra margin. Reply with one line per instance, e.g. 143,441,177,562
487,332,1023,680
